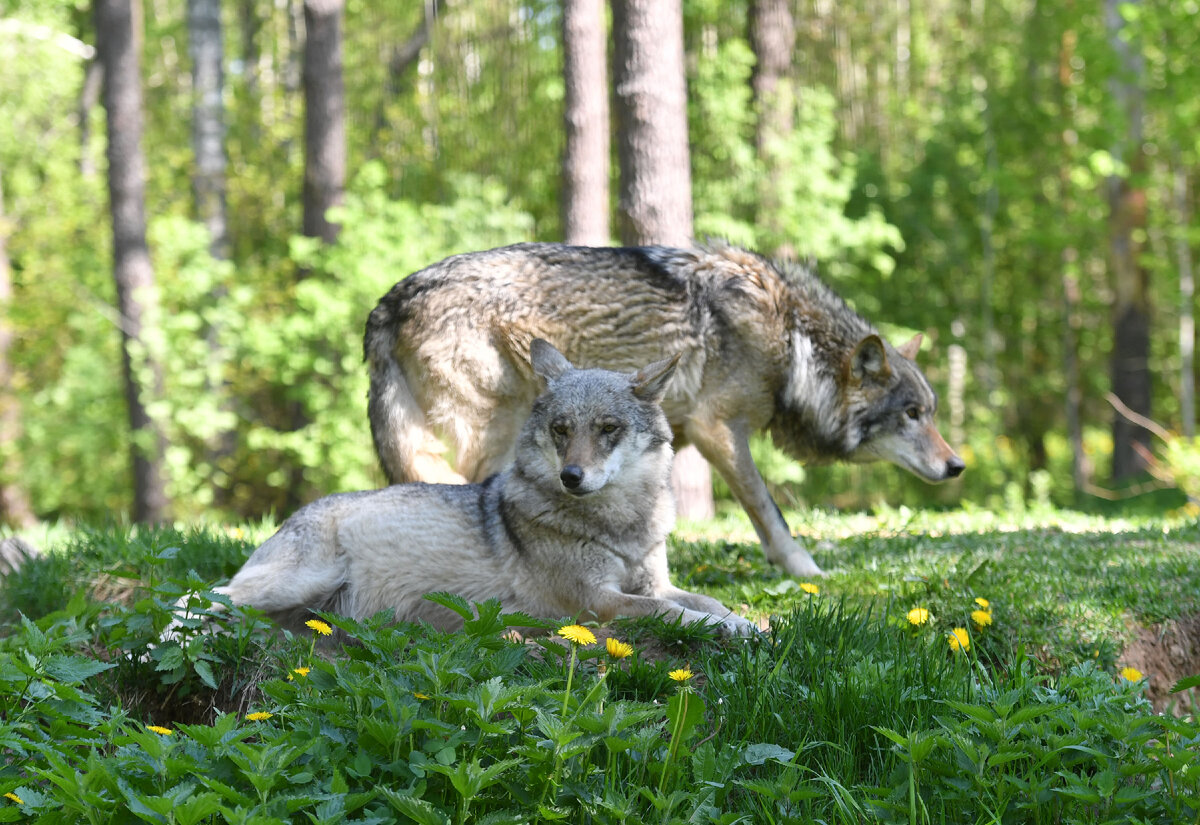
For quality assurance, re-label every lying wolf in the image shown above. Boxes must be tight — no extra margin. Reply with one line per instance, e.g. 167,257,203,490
212,340,755,636
365,243,964,577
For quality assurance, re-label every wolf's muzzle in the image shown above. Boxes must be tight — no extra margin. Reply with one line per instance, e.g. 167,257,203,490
560,464,584,491
945,456,965,478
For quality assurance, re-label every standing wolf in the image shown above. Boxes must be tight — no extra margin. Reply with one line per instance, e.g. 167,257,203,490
366,243,964,578
213,340,756,636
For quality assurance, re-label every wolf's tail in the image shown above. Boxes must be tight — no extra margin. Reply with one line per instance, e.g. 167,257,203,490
365,313,465,485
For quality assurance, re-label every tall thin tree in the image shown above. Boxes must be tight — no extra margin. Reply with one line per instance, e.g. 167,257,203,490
302,0,346,248
95,0,169,522
0,172,35,528
286,0,347,508
1105,0,1152,481
749,0,795,252
611,0,712,520
188,0,230,260
561,0,610,246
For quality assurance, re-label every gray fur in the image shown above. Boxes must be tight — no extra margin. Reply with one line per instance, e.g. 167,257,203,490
365,243,964,577
213,343,756,636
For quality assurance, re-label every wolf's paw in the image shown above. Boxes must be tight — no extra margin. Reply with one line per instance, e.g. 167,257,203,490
716,612,761,638
773,548,825,578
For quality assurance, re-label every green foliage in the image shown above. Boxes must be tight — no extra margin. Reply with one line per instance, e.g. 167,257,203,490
1,518,1198,822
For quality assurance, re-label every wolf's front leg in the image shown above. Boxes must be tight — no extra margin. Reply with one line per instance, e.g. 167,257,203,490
587,586,755,637
685,416,824,577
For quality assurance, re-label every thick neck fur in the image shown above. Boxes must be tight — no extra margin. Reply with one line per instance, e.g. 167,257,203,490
499,440,675,558
767,261,878,462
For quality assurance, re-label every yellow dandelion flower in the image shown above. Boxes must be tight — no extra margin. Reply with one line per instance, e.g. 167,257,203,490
147,725,174,736
948,628,970,652
245,712,273,722
305,619,333,636
231,527,244,539
974,598,990,609
606,637,633,659
799,582,820,595
971,609,993,628
1119,666,1144,682
906,607,930,626
413,691,430,700
668,668,693,683
288,666,311,681
4,792,23,805
557,624,597,646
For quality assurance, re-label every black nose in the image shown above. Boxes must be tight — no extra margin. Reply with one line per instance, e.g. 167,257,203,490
945,456,965,478
560,465,584,489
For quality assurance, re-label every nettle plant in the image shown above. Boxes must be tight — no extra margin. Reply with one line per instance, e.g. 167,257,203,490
0,592,800,824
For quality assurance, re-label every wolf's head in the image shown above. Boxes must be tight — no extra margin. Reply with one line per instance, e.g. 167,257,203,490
839,334,965,482
522,339,678,497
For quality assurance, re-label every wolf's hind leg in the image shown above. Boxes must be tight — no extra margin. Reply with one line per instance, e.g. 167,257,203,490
219,559,348,617
368,351,466,484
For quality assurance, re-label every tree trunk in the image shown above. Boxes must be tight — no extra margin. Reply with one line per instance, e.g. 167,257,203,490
1174,158,1195,438
302,0,346,247
1105,0,1152,482
288,0,346,508
612,0,712,520
612,0,693,247
188,0,230,260
78,57,103,178
0,172,36,528
561,0,610,246
95,0,170,523
749,0,795,251
1059,24,1088,493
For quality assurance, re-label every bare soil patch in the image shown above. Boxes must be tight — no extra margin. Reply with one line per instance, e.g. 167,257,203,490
1120,612,1200,715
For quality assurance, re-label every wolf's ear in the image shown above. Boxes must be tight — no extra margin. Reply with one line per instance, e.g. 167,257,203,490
896,333,923,361
529,338,573,381
632,353,681,402
848,334,890,384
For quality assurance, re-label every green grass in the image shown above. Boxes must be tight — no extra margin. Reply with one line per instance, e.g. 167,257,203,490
1,508,1198,823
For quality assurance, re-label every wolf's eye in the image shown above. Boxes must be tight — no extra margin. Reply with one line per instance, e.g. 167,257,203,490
552,423,570,437
600,423,620,435
905,406,921,421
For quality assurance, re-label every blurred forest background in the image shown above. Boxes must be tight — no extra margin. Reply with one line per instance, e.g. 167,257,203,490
0,0,1197,526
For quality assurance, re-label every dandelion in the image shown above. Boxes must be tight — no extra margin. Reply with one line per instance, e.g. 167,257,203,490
1119,666,1144,682
557,624,595,715
799,582,820,595
974,597,990,609
4,792,23,805
147,725,174,736
245,712,273,722
557,624,597,646
948,628,970,653
606,637,633,659
906,607,930,626
971,609,993,628
305,619,333,636
288,666,311,681
669,668,693,683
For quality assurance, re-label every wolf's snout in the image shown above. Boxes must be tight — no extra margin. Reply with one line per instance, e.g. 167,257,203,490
560,465,584,490
945,456,965,478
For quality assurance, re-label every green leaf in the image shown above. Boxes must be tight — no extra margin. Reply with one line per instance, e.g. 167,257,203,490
1169,673,1200,693
423,592,473,621
42,655,115,685
192,659,217,689
742,743,796,766
378,788,451,825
